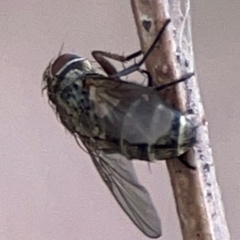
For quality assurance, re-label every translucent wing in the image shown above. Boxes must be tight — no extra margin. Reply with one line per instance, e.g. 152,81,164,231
86,147,161,238
87,78,176,146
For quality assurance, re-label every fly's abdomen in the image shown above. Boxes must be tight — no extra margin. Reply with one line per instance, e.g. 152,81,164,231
86,79,197,161
107,91,196,160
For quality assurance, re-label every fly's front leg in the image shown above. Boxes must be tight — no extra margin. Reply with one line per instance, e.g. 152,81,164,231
91,51,119,77
92,19,171,81
109,19,171,79
92,50,143,78
124,50,142,61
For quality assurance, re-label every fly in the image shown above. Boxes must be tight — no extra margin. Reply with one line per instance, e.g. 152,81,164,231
42,19,197,238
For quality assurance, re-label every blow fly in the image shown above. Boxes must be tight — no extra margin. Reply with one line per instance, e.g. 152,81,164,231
42,19,197,238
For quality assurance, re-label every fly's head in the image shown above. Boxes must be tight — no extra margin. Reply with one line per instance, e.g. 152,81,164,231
42,53,94,104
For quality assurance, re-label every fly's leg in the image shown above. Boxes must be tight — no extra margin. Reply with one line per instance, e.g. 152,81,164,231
139,69,154,86
92,19,193,89
155,72,194,91
92,19,170,79
91,51,119,77
109,19,171,78
120,50,143,82
124,50,142,61
137,69,194,89
91,50,143,78
92,50,142,64
178,153,196,170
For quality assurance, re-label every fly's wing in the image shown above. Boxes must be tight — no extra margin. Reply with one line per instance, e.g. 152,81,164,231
87,149,161,238
88,78,175,145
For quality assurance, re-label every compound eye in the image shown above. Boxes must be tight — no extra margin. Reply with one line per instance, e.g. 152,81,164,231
51,53,81,76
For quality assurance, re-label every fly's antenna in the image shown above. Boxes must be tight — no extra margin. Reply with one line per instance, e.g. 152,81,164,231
58,43,64,57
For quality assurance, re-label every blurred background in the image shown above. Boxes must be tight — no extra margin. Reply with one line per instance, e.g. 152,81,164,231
0,0,239,239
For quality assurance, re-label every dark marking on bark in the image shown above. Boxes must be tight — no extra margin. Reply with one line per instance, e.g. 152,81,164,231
203,163,210,172
142,20,151,32
185,59,189,68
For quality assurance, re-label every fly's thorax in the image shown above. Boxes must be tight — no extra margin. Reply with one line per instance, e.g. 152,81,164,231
53,77,99,138
43,53,93,113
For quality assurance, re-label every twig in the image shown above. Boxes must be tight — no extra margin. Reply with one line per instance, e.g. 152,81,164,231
130,0,230,239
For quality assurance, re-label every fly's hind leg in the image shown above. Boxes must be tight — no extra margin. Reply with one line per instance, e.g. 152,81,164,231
155,72,195,91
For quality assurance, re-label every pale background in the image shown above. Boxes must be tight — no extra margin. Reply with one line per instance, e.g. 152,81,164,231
0,0,239,239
